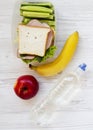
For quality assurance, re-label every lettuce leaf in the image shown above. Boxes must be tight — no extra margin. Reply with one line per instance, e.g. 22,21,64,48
21,45,57,64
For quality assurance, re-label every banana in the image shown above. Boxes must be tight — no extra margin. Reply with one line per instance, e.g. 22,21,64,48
29,31,79,76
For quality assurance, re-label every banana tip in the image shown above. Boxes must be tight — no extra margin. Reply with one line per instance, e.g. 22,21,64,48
75,31,79,35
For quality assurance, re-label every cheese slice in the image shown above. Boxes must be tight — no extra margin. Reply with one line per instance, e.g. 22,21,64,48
18,25,51,56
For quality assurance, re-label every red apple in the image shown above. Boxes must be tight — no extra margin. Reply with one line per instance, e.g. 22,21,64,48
14,75,39,100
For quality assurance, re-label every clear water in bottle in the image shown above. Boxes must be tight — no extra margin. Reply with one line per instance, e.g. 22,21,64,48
30,63,87,126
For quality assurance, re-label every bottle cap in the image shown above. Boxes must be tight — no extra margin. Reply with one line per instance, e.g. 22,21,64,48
79,63,87,71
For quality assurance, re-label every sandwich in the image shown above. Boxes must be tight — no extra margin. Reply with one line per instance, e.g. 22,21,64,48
18,19,56,64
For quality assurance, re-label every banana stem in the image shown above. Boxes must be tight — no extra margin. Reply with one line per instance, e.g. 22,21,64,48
29,64,37,70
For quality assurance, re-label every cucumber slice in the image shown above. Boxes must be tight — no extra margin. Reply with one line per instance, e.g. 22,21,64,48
21,2,53,8
22,11,54,19
20,5,53,14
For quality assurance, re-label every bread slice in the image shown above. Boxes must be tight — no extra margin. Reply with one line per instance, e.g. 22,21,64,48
18,25,51,56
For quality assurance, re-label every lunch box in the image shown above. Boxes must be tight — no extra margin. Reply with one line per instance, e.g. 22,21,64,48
12,0,57,65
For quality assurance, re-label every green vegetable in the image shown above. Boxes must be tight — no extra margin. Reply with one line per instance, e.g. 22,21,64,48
21,2,53,8
22,17,55,26
40,20,55,26
50,26,55,30
22,11,54,19
47,15,54,20
22,17,31,24
20,46,57,64
20,10,23,16
20,6,53,14
41,45,57,62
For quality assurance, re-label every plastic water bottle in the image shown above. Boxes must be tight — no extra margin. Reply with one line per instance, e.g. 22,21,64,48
30,63,87,126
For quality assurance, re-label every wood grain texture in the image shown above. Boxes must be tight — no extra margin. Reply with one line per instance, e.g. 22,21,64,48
0,0,93,129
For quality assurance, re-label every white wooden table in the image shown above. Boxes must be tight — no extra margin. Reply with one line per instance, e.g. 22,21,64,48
0,0,93,129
